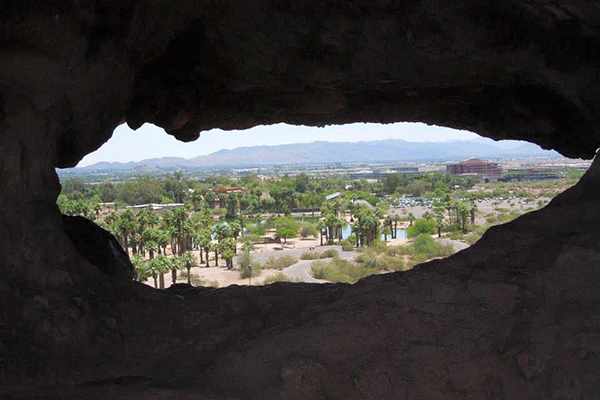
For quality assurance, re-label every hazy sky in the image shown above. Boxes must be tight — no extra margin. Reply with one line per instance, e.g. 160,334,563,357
77,122,480,167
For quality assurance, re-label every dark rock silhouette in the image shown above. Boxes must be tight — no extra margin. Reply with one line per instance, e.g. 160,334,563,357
1,2,599,399
62,215,136,280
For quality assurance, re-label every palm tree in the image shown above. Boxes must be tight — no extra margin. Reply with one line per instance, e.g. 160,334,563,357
189,190,203,211
392,214,401,239
210,242,219,267
169,256,186,285
407,212,415,226
434,207,445,238
93,203,102,220
197,228,212,266
214,223,232,243
146,241,158,260
220,238,236,270
316,219,326,246
131,254,146,283
117,210,136,255
147,258,161,288
383,215,393,241
157,229,170,256
469,201,478,225
154,254,170,289
181,251,198,284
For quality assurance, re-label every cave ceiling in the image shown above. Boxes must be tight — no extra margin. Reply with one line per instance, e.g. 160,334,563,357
2,1,600,167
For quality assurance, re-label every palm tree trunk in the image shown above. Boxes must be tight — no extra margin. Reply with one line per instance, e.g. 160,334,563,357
205,249,210,267
187,266,191,284
153,276,157,288
214,251,219,266
159,273,165,289
171,268,177,285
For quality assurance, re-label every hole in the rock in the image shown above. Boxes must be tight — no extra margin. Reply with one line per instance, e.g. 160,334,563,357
56,122,591,288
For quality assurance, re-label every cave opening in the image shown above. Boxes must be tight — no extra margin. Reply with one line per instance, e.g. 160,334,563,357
54,121,590,290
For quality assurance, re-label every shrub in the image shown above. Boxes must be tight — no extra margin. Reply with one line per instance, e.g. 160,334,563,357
341,239,355,251
240,262,261,279
378,255,406,271
411,235,454,258
319,249,339,259
238,250,252,270
355,252,406,272
249,226,267,236
186,273,205,286
299,222,318,239
311,259,378,284
242,234,264,244
262,273,294,284
300,252,320,260
406,219,437,238
262,255,297,270
384,245,412,256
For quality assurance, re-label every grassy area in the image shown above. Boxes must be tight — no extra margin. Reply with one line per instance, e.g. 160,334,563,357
178,273,220,288
311,236,455,284
300,249,339,260
261,255,298,270
261,273,301,284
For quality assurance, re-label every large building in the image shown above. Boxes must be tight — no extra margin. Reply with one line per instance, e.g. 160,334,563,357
446,158,502,181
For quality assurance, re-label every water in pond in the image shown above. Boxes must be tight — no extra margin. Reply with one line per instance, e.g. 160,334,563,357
340,224,406,241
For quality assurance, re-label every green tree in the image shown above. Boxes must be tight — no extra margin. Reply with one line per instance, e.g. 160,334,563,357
181,251,198,285
406,219,437,238
131,254,146,283
197,228,212,266
220,238,236,269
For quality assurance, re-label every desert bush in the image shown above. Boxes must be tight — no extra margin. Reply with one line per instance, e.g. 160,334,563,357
299,222,318,239
184,273,205,286
262,273,295,284
411,235,454,258
262,255,297,270
355,252,406,272
240,261,261,279
311,259,378,284
300,252,320,260
319,249,339,259
242,234,264,244
341,239,354,251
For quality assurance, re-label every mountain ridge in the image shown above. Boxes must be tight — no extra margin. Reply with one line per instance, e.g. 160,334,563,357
71,138,561,172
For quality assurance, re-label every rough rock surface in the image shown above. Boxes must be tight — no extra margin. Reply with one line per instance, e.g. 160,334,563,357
1,2,600,399
62,215,136,280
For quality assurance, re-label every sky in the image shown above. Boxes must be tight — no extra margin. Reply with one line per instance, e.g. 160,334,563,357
77,122,481,167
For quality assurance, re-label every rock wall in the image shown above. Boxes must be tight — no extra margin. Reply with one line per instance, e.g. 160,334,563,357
1,1,600,398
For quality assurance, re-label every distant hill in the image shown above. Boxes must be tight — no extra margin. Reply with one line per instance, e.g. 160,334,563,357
72,138,561,172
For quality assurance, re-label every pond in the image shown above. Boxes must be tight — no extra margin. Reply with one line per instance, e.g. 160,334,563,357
340,224,406,241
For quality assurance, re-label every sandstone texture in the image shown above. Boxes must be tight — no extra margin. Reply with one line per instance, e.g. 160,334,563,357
1,2,600,399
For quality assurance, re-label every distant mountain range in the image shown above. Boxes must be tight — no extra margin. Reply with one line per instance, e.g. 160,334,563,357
72,138,561,172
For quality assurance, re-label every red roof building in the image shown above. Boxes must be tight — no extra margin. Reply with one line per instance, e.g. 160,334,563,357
446,158,502,180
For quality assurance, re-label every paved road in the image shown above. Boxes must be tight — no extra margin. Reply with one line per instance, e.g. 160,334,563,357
237,245,348,264
283,260,325,283
233,244,356,283
282,249,356,283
